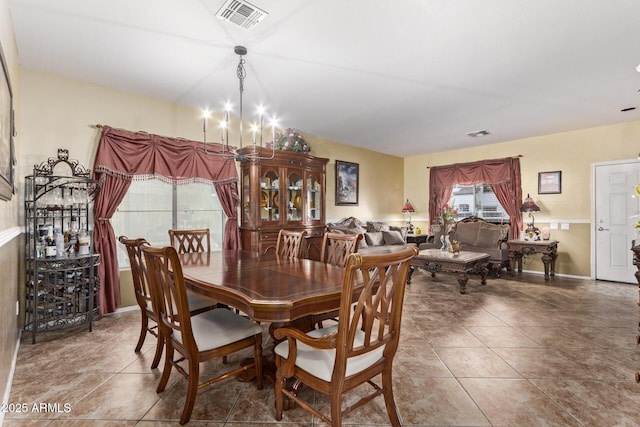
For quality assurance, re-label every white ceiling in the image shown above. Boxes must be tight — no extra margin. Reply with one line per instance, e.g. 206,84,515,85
7,0,640,157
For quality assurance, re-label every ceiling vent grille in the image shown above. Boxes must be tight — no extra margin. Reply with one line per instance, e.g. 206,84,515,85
215,0,268,30
466,130,491,137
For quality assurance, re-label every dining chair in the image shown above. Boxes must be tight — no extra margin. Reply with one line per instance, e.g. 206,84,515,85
141,244,264,425
311,232,364,328
275,229,307,258
118,236,217,369
118,236,164,368
168,228,211,254
168,228,222,312
273,245,418,427
319,232,363,267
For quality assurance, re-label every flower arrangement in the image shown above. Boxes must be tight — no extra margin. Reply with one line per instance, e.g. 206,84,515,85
272,128,311,153
438,204,459,233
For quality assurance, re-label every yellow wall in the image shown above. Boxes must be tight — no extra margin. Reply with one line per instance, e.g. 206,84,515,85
0,0,21,414
404,120,640,277
17,69,405,309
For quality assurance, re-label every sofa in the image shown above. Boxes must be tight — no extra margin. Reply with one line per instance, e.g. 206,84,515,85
421,216,510,277
326,217,411,255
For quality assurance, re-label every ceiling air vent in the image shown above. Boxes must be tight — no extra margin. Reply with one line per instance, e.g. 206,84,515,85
215,0,268,30
466,130,491,137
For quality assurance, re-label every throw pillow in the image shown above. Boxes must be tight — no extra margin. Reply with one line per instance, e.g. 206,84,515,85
389,225,408,240
474,224,500,247
366,221,390,232
383,230,405,245
364,231,385,246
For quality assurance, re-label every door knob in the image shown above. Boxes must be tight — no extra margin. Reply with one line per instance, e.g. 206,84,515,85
597,227,609,231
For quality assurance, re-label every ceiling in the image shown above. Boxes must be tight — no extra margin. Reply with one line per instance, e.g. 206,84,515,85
7,0,640,157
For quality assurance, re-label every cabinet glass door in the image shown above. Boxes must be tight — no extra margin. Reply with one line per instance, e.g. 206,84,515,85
306,174,322,221
242,169,250,225
260,170,279,222
287,171,303,222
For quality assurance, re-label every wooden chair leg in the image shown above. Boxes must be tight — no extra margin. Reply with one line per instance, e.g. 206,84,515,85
151,331,164,369
180,359,199,425
330,395,342,427
157,343,173,393
135,312,148,352
254,335,263,390
382,368,402,427
274,359,284,420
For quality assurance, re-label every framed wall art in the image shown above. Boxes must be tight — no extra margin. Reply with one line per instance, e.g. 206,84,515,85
335,160,359,205
0,41,15,201
538,171,561,194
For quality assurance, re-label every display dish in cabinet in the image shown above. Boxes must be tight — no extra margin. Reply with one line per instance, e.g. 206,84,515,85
24,149,100,344
238,147,328,259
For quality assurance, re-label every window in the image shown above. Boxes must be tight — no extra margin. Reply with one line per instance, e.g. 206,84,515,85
112,180,225,268
450,184,509,222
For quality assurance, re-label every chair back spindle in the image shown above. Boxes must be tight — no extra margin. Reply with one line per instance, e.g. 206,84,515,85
275,229,307,258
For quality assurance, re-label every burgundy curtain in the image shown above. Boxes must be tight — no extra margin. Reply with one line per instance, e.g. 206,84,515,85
429,157,523,239
92,126,239,314
214,181,241,250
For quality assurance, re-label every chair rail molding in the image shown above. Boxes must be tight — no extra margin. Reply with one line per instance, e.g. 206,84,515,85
0,226,22,248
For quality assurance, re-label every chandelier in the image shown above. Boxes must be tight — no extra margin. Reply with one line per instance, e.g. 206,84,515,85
203,45,276,160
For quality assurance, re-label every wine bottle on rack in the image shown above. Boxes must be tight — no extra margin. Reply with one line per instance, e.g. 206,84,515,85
45,237,57,258
54,228,64,256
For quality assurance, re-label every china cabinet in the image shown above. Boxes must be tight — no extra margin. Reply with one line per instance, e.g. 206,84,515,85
238,147,329,259
24,149,100,344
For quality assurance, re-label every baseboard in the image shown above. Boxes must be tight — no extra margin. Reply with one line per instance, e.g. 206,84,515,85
1,329,22,426
519,269,590,281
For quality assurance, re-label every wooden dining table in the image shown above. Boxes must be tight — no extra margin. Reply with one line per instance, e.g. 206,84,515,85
179,249,351,403
179,249,349,324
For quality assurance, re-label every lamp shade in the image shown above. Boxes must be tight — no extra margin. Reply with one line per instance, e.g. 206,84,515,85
520,194,540,213
401,199,415,213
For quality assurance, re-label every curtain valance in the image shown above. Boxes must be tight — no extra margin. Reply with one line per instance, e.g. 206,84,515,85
93,126,238,184
92,125,240,316
430,157,517,188
429,157,522,241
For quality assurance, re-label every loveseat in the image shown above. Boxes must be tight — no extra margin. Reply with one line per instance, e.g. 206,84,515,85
421,216,510,277
326,217,411,255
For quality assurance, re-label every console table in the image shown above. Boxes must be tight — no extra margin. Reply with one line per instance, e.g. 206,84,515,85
631,242,640,306
632,243,640,383
507,240,558,280
406,233,429,245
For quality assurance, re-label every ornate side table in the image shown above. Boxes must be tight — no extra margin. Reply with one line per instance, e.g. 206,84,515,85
507,239,558,280
631,242,640,306
406,233,429,245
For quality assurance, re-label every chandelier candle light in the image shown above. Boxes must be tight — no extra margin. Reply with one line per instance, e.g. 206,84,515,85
202,45,277,161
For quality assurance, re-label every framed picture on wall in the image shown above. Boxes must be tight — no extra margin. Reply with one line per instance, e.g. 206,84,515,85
538,171,562,194
335,160,359,205
0,40,15,201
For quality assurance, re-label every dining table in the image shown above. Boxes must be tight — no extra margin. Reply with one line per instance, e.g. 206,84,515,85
178,249,352,407
179,249,349,324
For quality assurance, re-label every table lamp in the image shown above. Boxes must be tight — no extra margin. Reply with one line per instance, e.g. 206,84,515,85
401,199,416,233
520,193,541,240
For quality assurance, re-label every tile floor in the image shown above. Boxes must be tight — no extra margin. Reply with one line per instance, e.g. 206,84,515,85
5,270,640,426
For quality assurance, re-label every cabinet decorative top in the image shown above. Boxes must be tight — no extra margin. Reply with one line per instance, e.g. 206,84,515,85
34,148,91,177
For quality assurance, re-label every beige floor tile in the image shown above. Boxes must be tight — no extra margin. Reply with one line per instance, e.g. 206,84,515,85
8,273,640,426
460,378,582,426
434,347,522,378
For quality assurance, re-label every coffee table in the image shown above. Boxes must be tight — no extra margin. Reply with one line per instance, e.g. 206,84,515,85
407,248,491,294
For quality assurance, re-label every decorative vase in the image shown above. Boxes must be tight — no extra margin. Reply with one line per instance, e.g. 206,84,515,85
440,235,450,253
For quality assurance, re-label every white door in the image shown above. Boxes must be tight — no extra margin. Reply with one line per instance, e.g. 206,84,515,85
594,160,640,283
